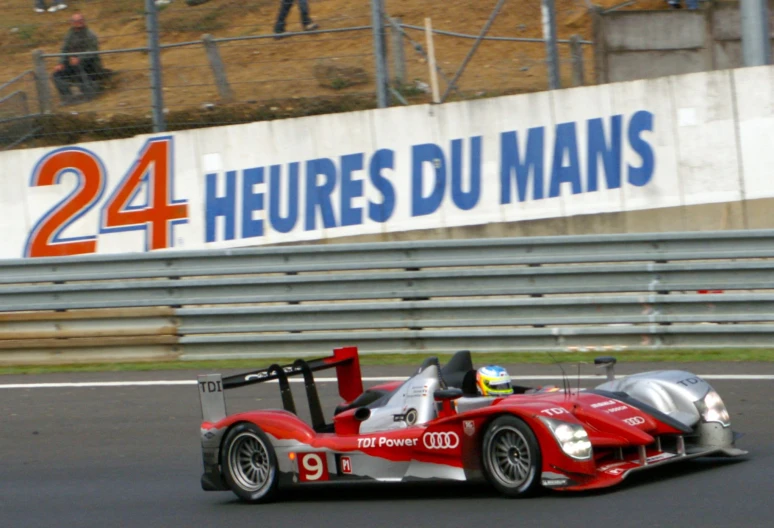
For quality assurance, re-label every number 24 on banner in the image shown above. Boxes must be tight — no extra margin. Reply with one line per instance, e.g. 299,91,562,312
24,137,188,258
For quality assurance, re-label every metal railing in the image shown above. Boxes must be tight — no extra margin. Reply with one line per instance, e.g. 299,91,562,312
0,70,40,150
2,229,773,364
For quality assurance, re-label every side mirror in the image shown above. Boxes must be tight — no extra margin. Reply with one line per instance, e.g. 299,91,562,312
433,388,463,418
433,388,463,401
594,356,617,382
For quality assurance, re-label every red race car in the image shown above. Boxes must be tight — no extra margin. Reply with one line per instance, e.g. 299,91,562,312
196,347,746,503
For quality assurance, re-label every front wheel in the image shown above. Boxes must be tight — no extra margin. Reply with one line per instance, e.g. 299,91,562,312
221,422,279,503
481,415,542,497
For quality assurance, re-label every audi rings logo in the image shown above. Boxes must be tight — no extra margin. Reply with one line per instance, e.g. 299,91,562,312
423,432,460,449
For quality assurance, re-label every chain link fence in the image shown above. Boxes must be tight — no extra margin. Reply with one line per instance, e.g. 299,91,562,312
384,0,593,105
154,2,378,131
0,71,41,150
0,0,606,150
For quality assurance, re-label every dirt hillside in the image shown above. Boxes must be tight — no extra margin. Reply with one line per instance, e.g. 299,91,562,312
1,0,674,144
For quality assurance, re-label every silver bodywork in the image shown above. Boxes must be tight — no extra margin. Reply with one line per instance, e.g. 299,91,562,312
595,370,710,428
356,365,498,433
594,368,742,453
358,364,442,434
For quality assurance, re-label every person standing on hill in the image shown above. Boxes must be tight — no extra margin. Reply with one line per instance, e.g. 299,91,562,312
273,0,319,38
34,1,67,13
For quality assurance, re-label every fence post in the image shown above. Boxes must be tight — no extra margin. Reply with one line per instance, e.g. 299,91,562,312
570,35,585,86
202,34,234,102
440,0,507,103
370,0,389,108
424,18,441,104
541,0,561,90
590,6,608,85
145,0,166,132
391,17,406,86
32,50,52,114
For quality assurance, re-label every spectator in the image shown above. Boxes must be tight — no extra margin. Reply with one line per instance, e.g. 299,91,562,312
51,13,112,105
34,1,67,13
274,0,319,38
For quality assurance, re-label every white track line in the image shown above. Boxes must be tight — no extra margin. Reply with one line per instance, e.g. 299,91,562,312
1,374,773,389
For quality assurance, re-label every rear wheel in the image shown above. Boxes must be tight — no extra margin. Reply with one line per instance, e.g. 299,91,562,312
481,415,542,497
221,423,279,503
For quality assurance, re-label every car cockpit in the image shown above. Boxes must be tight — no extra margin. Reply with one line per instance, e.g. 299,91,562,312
335,350,531,434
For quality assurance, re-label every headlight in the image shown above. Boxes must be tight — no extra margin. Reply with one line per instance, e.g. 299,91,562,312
538,416,593,460
695,390,731,427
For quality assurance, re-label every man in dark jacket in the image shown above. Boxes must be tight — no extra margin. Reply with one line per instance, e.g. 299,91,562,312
52,13,111,104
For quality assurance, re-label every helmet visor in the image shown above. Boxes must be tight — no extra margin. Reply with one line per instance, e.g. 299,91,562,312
484,378,512,393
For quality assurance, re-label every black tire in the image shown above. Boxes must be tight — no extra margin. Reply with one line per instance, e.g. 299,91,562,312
221,422,279,503
481,415,542,497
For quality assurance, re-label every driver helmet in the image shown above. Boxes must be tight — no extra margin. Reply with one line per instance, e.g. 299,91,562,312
476,365,514,397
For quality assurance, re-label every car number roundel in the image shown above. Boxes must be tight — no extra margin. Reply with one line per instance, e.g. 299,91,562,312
298,452,329,482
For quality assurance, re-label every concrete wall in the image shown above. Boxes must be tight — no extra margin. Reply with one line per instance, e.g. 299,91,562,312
594,1,774,84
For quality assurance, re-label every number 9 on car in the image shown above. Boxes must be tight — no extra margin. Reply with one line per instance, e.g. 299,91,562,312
297,452,329,482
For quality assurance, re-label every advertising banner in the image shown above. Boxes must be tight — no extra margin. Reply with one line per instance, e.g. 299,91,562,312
2,65,761,260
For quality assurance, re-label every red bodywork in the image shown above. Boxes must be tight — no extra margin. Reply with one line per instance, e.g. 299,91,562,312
200,347,696,491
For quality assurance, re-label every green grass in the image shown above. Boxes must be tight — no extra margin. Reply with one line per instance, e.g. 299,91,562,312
2,349,773,376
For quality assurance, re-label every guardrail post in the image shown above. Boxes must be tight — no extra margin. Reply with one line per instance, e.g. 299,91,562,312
391,17,406,86
202,34,234,103
32,50,52,114
285,270,302,333
570,35,585,86
402,266,427,330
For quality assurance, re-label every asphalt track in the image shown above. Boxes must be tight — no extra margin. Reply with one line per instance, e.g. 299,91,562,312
2,362,773,528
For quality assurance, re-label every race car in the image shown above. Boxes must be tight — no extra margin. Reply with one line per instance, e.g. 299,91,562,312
196,347,747,503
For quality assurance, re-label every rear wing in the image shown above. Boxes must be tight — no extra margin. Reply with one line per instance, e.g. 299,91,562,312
197,346,363,432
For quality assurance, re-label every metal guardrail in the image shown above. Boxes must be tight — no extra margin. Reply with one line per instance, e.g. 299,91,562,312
2,229,774,364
